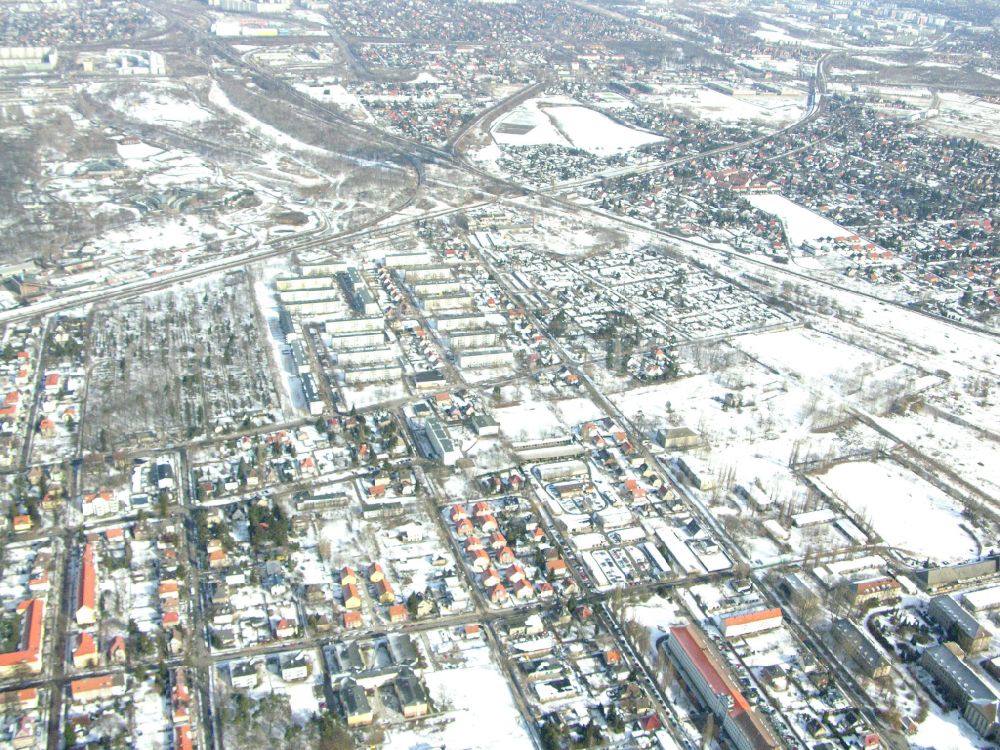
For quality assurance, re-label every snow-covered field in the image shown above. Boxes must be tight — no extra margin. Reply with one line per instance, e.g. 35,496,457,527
384,638,533,750
98,80,215,125
643,85,805,126
734,327,889,385
492,97,662,156
753,23,836,49
745,193,857,247
493,396,604,441
813,460,976,563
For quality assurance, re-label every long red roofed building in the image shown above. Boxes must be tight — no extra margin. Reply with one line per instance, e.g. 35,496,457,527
76,543,97,626
0,599,44,677
665,624,778,750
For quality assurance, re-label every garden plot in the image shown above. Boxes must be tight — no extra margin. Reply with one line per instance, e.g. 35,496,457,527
812,460,977,563
83,271,283,450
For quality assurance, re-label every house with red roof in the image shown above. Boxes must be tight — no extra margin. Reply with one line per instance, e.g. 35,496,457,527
666,625,778,750
73,632,99,669
0,600,44,676
70,674,126,703
343,611,363,629
76,544,97,626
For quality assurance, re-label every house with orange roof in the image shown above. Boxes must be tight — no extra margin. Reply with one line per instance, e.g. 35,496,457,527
0,599,45,677
0,687,38,711
159,581,179,600
717,607,783,639
388,604,408,623
70,674,126,703
368,562,385,583
469,548,490,572
105,527,125,545
72,632,99,669
27,570,49,594
481,568,501,588
11,515,31,533
488,584,508,604
275,619,297,639
462,624,480,639
506,564,527,585
479,515,499,533
343,611,363,629
464,536,484,553
76,544,97,626
545,559,567,578
174,725,194,750
513,579,534,600
343,583,362,610
375,579,395,604
340,566,357,586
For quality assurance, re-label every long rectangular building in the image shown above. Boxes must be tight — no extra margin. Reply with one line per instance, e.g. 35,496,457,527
830,618,890,678
665,625,779,750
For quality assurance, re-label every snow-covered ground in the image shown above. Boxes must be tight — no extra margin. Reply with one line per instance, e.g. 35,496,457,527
734,327,889,386
492,97,662,156
493,395,604,441
98,80,215,125
745,193,857,247
643,85,806,126
384,637,533,750
753,23,837,49
812,460,977,563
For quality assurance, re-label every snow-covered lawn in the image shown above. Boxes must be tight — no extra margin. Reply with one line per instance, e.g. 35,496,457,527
745,193,857,247
812,460,976,563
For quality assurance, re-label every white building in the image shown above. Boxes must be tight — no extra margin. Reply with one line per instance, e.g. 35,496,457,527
457,347,514,370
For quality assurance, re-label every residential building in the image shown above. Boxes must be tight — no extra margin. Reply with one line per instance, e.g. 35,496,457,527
76,543,97,626
664,625,779,750
830,619,891,678
928,596,991,653
70,674,126,703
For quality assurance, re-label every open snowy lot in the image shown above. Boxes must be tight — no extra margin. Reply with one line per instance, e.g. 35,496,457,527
383,631,534,750
745,193,857,248
733,327,891,388
812,459,977,563
492,97,663,156
642,85,806,126
493,396,604,441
